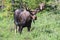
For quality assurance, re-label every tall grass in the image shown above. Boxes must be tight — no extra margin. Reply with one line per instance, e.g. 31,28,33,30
0,11,60,40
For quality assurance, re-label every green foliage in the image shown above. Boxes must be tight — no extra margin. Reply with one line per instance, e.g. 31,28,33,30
0,0,60,40
0,11,60,40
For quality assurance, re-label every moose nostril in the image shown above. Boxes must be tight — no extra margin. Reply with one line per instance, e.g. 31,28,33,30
35,17,37,20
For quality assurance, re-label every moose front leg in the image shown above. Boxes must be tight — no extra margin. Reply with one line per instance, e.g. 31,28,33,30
27,26,31,32
27,23,31,32
27,20,32,32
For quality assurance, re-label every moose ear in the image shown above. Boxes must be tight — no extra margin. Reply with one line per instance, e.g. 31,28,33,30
27,10,33,14
33,16,37,24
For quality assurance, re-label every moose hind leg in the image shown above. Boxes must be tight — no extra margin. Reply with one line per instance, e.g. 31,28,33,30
16,25,17,33
14,24,18,33
18,26,23,34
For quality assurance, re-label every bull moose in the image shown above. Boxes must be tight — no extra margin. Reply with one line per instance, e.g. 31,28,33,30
14,2,45,34
14,8,37,33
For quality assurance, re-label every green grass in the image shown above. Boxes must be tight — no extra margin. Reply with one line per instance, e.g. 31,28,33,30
0,11,60,40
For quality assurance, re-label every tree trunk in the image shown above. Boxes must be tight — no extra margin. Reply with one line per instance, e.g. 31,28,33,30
1,0,4,10
20,0,23,9
11,0,15,5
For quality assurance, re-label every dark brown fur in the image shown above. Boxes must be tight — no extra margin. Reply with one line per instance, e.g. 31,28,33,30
14,9,37,33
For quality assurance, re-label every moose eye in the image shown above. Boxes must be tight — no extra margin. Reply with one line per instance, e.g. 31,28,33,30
32,14,35,16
